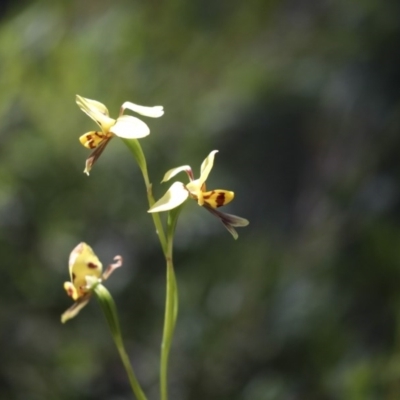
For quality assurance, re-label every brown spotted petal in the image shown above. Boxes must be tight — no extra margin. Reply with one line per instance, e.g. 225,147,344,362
61,294,91,323
203,204,249,240
102,255,123,281
83,137,112,175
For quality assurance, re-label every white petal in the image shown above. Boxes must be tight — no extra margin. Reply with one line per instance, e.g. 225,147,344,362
121,102,164,118
199,150,218,185
85,275,101,289
111,115,150,139
161,165,192,182
148,182,189,213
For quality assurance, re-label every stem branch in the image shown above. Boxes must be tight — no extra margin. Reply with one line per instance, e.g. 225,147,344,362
94,284,148,400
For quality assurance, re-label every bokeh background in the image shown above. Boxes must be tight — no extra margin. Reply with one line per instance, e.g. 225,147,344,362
1,0,400,399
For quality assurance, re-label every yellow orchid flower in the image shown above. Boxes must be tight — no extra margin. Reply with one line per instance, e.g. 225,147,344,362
76,95,164,175
61,242,122,323
148,150,249,239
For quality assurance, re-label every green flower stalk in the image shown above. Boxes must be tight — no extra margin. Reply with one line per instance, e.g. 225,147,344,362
122,138,168,255
122,138,177,400
67,94,250,400
93,283,148,400
160,206,181,400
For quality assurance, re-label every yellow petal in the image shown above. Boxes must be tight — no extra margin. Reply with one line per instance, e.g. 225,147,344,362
110,115,150,139
199,150,218,186
90,111,116,133
121,101,164,118
64,282,79,301
76,95,115,132
148,182,189,213
202,189,234,208
79,131,109,149
76,95,109,117
68,243,103,298
161,165,192,183
186,178,203,204
61,295,91,323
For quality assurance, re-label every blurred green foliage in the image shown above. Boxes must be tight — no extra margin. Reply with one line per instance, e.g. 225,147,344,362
1,0,400,399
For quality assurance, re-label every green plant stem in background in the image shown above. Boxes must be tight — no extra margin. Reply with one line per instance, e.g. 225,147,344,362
123,139,168,256
160,206,181,400
94,284,148,400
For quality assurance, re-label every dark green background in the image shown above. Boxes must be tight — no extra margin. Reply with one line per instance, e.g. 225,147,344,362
1,0,400,399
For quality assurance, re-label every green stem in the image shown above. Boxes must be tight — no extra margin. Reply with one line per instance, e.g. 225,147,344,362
160,207,181,400
122,138,181,400
123,139,168,256
93,284,148,400
160,258,177,400
115,340,148,400
142,170,168,258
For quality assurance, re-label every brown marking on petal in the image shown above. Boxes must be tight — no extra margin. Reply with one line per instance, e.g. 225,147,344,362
215,192,226,207
66,287,74,297
84,137,112,174
86,135,97,149
186,168,195,181
78,286,87,295
72,273,76,281
203,191,228,208
86,132,106,149
87,262,98,269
